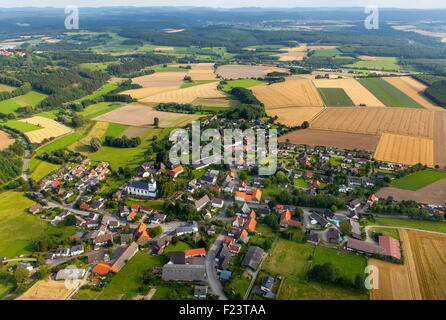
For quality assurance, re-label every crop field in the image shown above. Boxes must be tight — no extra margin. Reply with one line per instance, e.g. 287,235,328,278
17,280,77,300
267,107,325,127
79,102,125,119
0,91,48,114
34,133,83,156
140,82,227,104
389,170,446,190
434,111,446,167
383,76,443,111
93,104,202,127
251,79,324,109
278,129,380,151
87,121,109,139
131,72,186,88
311,48,341,57
374,133,434,167
216,65,288,79
346,56,400,71
77,83,118,102
123,86,180,99
377,177,446,206
307,45,336,51
310,107,435,139
273,50,306,61
317,88,355,107
0,83,15,92
184,62,217,80
220,79,267,92
119,126,148,138
192,97,240,108
313,78,385,107
102,122,129,139
0,130,14,150
3,119,41,133
357,78,425,109
19,116,72,143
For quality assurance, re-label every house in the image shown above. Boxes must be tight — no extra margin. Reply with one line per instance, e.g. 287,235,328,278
220,252,232,270
109,242,139,273
228,243,241,254
69,232,84,241
199,170,218,186
17,263,33,271
367,194,379,206
327,228,340,244
242,246,264,270
150,213,166,224
128,177,157,198
309,212,330,228
112,191,122,202
235,189,262,204
193,195,210,211
176,222,198,236
305,232,319,245
89,200,104,211
92,263,112,275
323,209,335,220
86,220,99,228
243,217,257,232
70,245,84,256
261,276,274,293
87,251,106,264
306,171,313,178
185,248,206,258
162,264,206,281
140,206,153,214
54,247,70,257
346,237,385,255
94,234,113,247
152,235,172,255
121,233,133,245
167,251,186,264
219,270,232,282
347,199,361,211
350,219,362,240
279,209,301,229
166,165,184,178
187,179,199,193
80,203,90,211
29,204,43,215
194,286,208,299
137,161,155,177
55,268,85,281
211,198,224,209
222,177,237,193
379,236,401,260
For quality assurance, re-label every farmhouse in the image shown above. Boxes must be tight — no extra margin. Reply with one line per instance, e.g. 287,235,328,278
127,177,157,198
235,189,262,204
109,242,139,273
192,195,210,211
346,237,385,255
162,264,207,281
166,165,184,178
379,236,401,260
241,246,264,270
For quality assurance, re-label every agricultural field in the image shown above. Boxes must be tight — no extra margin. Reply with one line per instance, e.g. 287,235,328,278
434,111,446,167
78,102,126,120
3,119,41,133
17,280,78,300
123,86,180,100
389,169,446,190
374,133,434,167
140,82,227,104
34,133,83,156
345,56,401,71
0,83,15,92
220,79,267,92
310,107,435,139
94,104,203,127
102,123,129,139
183,63,217,81
357,78,425,109
119,126,148,138
29,160,61,182
278,129,380,151
267,106,325,127
0,91,48,114
18,117,71,143
262,239,368,300
273,46,307,61
317,88,355,107
77,83,118,102
377,177,446,206
0,130,14,150
192,98,240,108
383,76,444,111
251,79,323,109
216,65,288,79
313,78,385,107
131,72,186,88
311,48,341,57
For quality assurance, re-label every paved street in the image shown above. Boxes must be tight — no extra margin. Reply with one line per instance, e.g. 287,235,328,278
205,233,227,300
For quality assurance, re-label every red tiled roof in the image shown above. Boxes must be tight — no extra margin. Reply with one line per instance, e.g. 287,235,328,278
92,263,111,275
185,248,206,257
243,218,257,232
379,236,401,260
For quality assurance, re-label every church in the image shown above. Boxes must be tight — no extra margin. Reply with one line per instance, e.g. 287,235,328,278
128,175,157,198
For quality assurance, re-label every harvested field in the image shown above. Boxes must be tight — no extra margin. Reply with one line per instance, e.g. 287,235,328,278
278,129,379,151
119,126,148,138
267,107,325,127
434,111,446,168
313,78,385,107
87,121,108,139
0,130,14,150
251,79,323,109
17,280,77,300
374,133,434,167
19,116,71,143
140,82,227,104
307,45,336,50
279,45,307,52
377,177,446,206
93,104,202,128
274,51,306,61
172,63,217,81
310,107,435,139
383,77,443,111
216,65,288,79
131,72,186,88
122,86,180,99
154,47,174,51
192,98,240,108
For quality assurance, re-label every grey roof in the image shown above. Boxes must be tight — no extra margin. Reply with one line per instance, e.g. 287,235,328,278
305,233,319,243
194,286,208,297
168,251,186,264
346,237,385,255
241,246,264,270
220,252,232,270
239,203,251,215
261,276,274,290
218,244,230,259
162,264,206,281
310,212,330,228
194,195,210,209
129,181,150,190
212,198,224,206
71,244,84,252
323,209,334,219
327,228,340,243
111,242,138,271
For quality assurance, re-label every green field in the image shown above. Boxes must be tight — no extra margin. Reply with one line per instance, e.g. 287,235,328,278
262,239,368,300
312,48,341,57
34,133,82,156
294,178,309,188
318,88,355,107
2,119,41,133
79,102,125,120
101,122,129,140
163,241,193,253
220,79,267,92
369,227,400,240
0,91,48,114
77,83,119,103
29,160,61,182
372,217,446,234
0,272,15,299
389,170,446,190
180,80,218,89
346,56,401,71
358,78,425,108
79,62,119,71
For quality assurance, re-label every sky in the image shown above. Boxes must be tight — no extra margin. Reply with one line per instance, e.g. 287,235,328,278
1,0,446,9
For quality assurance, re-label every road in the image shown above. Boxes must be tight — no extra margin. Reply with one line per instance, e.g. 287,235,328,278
205,233,227,300
18,134,32,192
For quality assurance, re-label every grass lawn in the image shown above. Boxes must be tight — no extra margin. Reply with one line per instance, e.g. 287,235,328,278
312,246,367,281
294,178,309,188
0,273,15,299
346,56,400,71
79,62,119,71
261,187,281,200
96,253,166,300
0,99,20,114
191,168,206,180
372,217,446,234
358,78,425,109
330,157,342,166
0,191,76,258
0,83,15,92
29,160,60,182
10,91,47,107
389,170,446,191
220,79,267,92
262,239,368,300
369,227,400,240
163,241,193,254
318,88,355,107
79,102,125,120
34,133,82,156
2,119,41,133
101,123,129,140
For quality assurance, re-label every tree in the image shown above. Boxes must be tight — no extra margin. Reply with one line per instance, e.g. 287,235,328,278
148,226,162,238
340,220,352,236
36,267,50,280
14,267,29,286
293,207,304,221
64,214,76,226
330,205,338,213
90,137,102,152
154,117,159,127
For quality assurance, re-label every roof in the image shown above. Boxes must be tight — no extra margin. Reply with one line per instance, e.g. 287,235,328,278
310,212,329,227
241,246,264,270
185,248,206,257
129,181,149,190
92,263,111,275
94,233,113,244
379,236,401,260
280,209,292,224
162,264,206,281
168,251,186,264
261,276,274,290
243,218,257,232
110,242,139,272
194,195,210,209
346,237,385,255
220,270,232,280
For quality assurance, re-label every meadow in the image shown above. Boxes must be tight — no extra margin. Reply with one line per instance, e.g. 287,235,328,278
368,217,446,234
220,79,267,92
317,88,355,107
357,78,425,109
389,170,446,190
346,56,401,71
312,48,341,57
3,119,41,133
101,122,129,140
79,102,125,120
76,83,119,103
34,133,83,156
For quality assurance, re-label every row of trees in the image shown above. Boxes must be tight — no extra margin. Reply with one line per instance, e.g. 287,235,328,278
104,135,141,148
